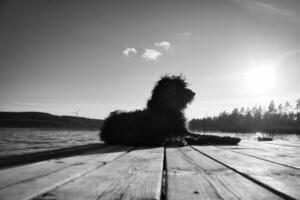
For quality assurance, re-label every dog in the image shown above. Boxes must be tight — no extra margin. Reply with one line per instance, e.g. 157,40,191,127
100,75,195,146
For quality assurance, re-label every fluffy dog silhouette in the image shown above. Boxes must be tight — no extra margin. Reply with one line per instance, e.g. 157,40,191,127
100,75,195,146
100,75,241,146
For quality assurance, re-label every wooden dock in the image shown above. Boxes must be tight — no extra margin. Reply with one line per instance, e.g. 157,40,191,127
0,140,299,200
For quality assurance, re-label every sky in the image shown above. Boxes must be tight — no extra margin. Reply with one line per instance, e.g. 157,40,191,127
0,0,300,119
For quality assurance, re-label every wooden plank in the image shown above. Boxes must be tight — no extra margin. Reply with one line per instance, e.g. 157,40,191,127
0,146,131,200
166,146,283,200
264,141,300,148
0,143,107,168
241,140,300,151
219,141,300,169
0,145,130,189
193,145,300,200
34,147,164,200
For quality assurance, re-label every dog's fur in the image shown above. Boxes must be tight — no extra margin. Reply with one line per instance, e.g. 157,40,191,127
100,75,195,146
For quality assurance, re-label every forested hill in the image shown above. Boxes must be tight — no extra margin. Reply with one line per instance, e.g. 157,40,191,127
0,112,103,130
189,100,300,134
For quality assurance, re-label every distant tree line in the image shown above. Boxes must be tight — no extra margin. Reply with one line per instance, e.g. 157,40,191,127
0,112,103,130
189,99,300,134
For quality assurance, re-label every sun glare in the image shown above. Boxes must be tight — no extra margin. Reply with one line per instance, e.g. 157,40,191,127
244,64,276,93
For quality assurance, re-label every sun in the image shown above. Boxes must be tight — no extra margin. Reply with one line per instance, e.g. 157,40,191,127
244,64,276,93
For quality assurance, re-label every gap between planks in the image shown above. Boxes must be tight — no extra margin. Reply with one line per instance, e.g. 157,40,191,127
34,147,164,200
192,145,299,200
263,141,300,148
0,146,134,200
226,140,300,169
0,145,133,190
2,144,298,200
166,146,285,200
215,145,300,170
0,143,108,169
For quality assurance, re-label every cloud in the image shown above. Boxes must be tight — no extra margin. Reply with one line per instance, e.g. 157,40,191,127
155,41,171,50
122,48,137,56
177,32,192,37
230,0,299,23
142,49,162,61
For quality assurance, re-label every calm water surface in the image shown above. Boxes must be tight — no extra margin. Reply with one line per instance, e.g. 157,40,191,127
199,131,300,142
0,128,100,157
0,128,299,158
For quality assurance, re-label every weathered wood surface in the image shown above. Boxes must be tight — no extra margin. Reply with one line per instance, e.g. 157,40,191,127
193,145,300,200
263,140,300,148
0,141,299,200
0,143,107,168
0,146,132,200
166,146,283,200
219,141,300,169
36,147,164,200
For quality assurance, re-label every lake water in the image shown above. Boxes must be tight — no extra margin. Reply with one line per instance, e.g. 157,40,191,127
0,128,100,158
198,131,300,142
0,128,299,158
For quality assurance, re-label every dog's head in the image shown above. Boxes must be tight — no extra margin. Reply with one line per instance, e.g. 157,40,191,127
147,75,195,111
